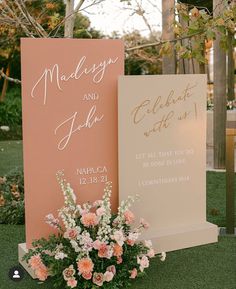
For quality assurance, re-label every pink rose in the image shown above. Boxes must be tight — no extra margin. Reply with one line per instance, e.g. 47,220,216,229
106,265,116,275
93,239,102,250
147,248,155,258
137,255,149,272
64,228,78,240
117,256,123,264
81,213,98,227
98,243,112,259
67,277,77,288
140,218,149,229
96,207,105,217
124,210,135,224
104,271,114,282
130,268,137,279
126,239,135,246
63,265,75,281
82,272,92,280
93,272,104,287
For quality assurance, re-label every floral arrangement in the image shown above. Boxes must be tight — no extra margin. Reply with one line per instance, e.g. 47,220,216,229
23,171,166,288
0,168,24,225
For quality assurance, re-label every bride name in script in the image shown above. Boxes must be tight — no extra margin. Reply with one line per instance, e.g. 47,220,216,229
55,105,104,151
31,56,119,105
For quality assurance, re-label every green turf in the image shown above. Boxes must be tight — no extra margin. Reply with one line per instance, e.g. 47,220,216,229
0,224,235,289
0,140,23,175
207,171,236,227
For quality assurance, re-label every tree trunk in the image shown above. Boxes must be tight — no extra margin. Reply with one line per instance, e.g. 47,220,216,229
213,0,227,169
162,0,176,74
64,0,75,38
227,32,235,101
0,64,10,102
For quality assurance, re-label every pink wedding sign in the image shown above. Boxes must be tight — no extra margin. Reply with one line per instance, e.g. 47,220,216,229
21,38,124,246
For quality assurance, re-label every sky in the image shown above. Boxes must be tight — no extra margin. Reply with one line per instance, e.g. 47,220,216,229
78,0,162,37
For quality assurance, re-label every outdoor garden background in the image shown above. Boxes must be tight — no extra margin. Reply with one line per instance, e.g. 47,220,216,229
0,0,235,288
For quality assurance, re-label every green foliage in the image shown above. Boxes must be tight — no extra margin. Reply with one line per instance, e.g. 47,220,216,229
0,167,24,225
173,2,236,64
124,31,162,75
0,88,22,126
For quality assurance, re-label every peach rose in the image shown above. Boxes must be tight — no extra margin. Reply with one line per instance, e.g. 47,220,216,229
0,177,6,184
28,254,43,270
12,191,20,200
82,272,92,280
67,277,77,288
35,265,48,281
0,194,5,207
93,272,104,287
113,243,123,257
81,213,98,227
124,210,135,224
63,265,75,281
130,268,137,279
77,258,94,274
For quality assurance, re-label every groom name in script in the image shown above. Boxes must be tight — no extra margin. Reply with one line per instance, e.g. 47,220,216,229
31,56,119,105
55,105,104,151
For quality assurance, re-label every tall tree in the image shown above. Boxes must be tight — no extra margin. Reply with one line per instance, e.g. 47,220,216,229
213,0,227,168
162,0,176,74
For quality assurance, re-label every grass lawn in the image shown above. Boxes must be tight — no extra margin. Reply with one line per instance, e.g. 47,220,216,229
0,140,23,175
0,224,235,289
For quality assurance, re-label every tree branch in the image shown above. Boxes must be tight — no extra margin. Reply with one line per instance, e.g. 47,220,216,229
0,69,21,84
126,31,204,52
74,0,86,13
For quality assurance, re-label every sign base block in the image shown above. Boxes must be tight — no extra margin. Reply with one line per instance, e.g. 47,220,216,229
144,222,218,253
18,243,36,279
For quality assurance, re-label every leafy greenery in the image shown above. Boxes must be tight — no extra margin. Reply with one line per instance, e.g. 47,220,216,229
123,31,162,75
174,2,236,63
0,88,22,126
0,87,22,141
0,167,24,224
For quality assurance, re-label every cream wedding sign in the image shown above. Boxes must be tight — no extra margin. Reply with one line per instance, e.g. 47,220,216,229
118,75,218,253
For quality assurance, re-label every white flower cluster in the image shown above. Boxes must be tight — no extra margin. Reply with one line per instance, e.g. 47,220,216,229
45,213,60,229
78,231,93,253
96,182,112,242
56,171,79,230
54,243,68,260
56,171,77,208
115,195,136,228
